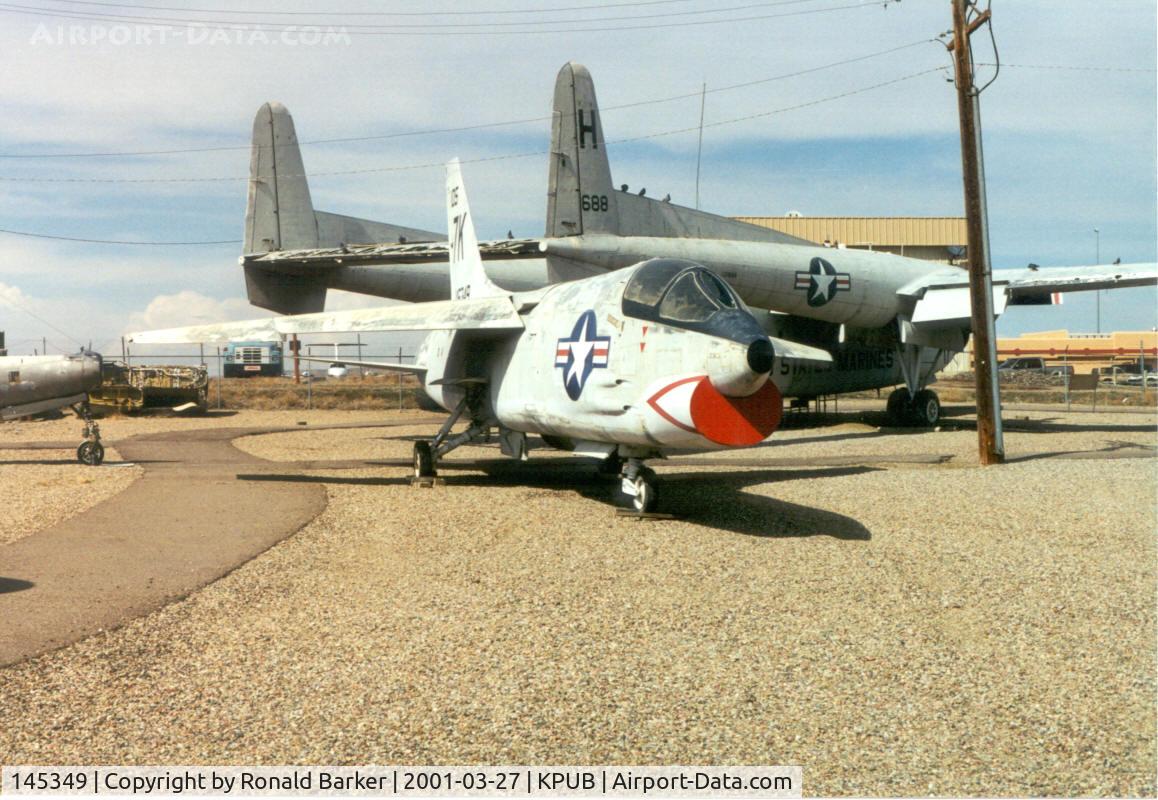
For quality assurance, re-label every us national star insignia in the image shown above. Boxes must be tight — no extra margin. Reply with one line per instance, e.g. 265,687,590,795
794,257,851,307
555,310,610,400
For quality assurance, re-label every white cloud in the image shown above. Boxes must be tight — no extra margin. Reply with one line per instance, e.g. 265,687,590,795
124,290,253,334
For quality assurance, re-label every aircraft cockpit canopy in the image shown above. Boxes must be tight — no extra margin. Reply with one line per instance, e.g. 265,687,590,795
621,259,756,341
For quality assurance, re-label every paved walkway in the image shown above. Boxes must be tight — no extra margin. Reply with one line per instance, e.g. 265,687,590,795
0,427,327,667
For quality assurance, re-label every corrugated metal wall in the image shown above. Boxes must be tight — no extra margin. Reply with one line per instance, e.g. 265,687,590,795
735,217,967,248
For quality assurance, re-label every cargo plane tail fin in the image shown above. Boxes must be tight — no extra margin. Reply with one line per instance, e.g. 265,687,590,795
243,102,440,313
545,62,810,246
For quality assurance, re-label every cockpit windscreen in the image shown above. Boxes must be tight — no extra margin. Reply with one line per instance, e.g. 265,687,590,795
622,258,742,328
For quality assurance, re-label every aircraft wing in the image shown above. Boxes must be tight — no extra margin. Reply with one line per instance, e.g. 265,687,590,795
899,261,1158,329
296,356,426,376
129,295,524,344
768,336,832,365
243,238,543,271
994,262,1158,304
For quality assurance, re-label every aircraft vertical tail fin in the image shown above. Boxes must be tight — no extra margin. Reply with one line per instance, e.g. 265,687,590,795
242,102,443,314
446,159,504,300
546,62,620,238
544,63,810,246
245,101,320,253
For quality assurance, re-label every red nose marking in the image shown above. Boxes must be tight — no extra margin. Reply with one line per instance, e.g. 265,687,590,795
689,377,782,446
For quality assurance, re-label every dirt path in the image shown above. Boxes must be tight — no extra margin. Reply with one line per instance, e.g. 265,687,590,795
0,427,327,666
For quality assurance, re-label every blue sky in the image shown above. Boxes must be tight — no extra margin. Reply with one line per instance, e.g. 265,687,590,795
0,0,1154,356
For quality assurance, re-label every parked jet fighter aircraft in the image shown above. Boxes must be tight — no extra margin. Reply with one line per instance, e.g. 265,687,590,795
133,162,830,512
236,65,1157,427
0,351,105,464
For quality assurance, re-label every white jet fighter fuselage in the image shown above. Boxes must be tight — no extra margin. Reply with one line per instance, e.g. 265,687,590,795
420,259,806,457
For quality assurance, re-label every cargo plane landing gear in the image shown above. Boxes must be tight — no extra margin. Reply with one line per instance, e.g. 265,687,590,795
885,387,941,427
888,337,947,427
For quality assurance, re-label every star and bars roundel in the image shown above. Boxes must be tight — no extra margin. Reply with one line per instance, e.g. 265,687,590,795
555,310,610,400
795,257,851,307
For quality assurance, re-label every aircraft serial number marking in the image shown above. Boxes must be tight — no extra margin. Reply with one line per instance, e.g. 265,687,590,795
581,194,609,212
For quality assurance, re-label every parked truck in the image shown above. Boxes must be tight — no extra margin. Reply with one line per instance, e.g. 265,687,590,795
223,340,284,377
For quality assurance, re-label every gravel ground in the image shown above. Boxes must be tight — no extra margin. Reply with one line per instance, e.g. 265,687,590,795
0,405,1154,796
0,411,400,547
0,441,138,547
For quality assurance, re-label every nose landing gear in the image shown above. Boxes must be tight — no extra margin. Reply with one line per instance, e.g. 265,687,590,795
71,402,104,466
619,458,659,514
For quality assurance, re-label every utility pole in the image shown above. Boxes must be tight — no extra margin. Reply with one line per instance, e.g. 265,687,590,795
1094,227,1101,334
291,333,301,384
949,0,1004,465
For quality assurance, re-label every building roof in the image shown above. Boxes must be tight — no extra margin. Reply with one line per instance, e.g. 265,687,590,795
735,216,967,248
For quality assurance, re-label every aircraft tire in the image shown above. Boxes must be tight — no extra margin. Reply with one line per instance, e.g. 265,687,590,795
913,390,941,427
885,388,911,426
77,441,104,466
413,441,435,478
631,467,659,514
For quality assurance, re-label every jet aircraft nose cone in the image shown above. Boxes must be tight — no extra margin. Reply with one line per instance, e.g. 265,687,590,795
746,337,774,375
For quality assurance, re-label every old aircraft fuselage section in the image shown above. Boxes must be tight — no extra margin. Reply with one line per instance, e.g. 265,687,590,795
0,353,103,419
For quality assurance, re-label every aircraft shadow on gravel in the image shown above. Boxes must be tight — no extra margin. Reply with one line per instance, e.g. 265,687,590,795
0,577,35,595
237,461,874,540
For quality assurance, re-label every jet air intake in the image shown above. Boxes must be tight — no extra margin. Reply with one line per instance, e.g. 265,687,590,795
705,330,775,398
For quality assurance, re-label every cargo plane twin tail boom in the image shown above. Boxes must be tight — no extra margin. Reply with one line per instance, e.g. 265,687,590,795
237,63,1157,427
131,161,832,513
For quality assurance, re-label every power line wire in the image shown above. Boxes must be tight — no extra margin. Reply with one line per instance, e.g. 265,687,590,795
41,0,822,18
976,62,1156,73
16,0,839,29
0,66,946,185
0,292,84,348
0,39,932,160
0,0,898,34
40,0,704,15
0,226,241,244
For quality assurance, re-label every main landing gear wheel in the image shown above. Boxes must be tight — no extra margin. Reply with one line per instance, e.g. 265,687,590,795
912,389,941,427
413,441,435,478
886,387,941,427
886,388,911,426
77,441,104,466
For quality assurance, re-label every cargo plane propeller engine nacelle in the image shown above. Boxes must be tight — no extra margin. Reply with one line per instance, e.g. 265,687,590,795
132,161,831,513
0,351,106,465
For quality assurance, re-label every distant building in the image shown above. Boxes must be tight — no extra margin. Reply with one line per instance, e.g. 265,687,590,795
947,330,1158,376
994,330,1156,375
734,216,968,265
